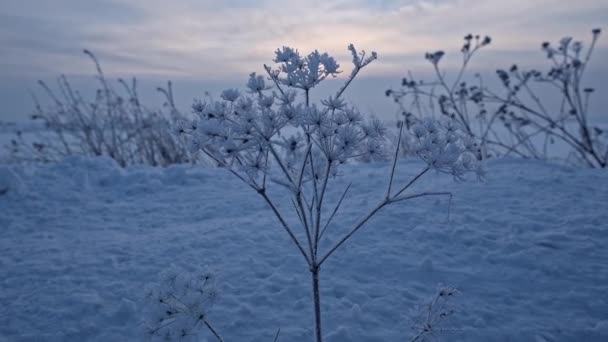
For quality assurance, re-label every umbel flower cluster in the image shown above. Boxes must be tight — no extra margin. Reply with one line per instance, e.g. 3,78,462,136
143,266,220,341
411,118,483,180
178,45,386,190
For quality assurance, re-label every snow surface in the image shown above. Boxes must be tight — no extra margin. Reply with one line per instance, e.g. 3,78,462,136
1,156,607,341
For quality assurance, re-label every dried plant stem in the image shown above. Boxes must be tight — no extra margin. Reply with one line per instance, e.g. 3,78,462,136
203,320,224,342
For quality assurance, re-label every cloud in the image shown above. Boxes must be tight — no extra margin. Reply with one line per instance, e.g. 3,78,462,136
2,0,607,79
1,0,607,121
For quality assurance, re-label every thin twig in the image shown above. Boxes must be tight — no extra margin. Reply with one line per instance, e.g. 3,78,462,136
319,182,352,240
393,167,430,199
386,121,405,199
203,320,224,342
259,190,312,267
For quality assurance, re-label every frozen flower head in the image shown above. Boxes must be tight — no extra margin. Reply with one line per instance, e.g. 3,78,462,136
196,101,227,121
359,139,387,162
259,94,275,108
278,90,297,105
319,52,340,75
361,117,387,140
220,88,240,102
425,51,445,65
321,96,347,111
343,107,363,124
143,265,218,341
303,105,330,131
336,125,361,152
332,112,349,126
278,103,300,123
174,119,195,135
234,96,254,114
191,100,206,116
411,118,483,180
348,44,377,68
274,46,300,64
268,46,343,91
240,151,268,178
461,34,491,53
247,72,267,93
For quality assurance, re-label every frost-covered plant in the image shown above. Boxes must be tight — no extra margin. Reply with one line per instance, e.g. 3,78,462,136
178,44,480,342
387,28,606,168
386,34,491,158
484,28,606,167
6,50,193,167
409,286,458,342
143,265,223,342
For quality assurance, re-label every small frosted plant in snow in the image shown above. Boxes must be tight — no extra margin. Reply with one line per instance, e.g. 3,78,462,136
143,265,222,342
409,286,459,342
177,44,480,342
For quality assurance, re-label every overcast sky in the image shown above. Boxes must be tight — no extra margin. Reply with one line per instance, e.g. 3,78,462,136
1,0,607,122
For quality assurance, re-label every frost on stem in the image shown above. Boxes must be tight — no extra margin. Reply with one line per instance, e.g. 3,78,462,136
143,265,222,342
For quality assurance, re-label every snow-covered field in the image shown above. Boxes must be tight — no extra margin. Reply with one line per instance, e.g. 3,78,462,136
1,156,607,341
